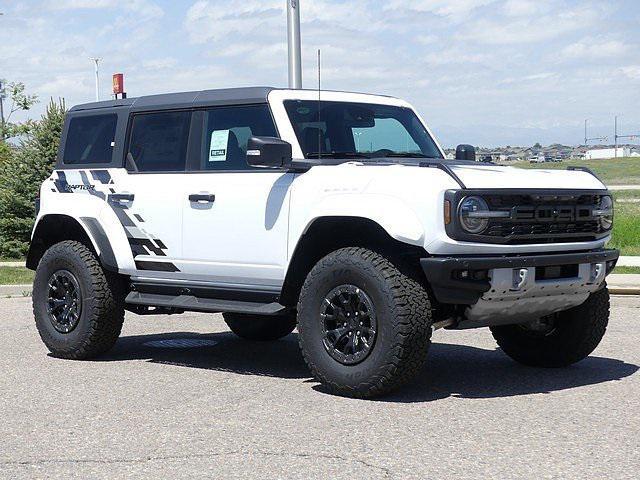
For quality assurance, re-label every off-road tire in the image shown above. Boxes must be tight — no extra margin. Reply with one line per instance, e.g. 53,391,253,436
297,247,433,398
33,240,125,359
223,313,297,341
491,287,610,367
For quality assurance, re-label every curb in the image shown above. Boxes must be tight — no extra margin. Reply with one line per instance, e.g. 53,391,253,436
0,284,32,298
609,287,640,296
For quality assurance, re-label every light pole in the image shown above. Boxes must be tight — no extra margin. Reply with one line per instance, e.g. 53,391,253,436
90,57,101,102
354,132,362,151
0,13,4,134
287,0,302,89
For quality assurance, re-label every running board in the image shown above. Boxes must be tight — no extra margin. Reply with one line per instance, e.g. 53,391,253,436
125,291,287,316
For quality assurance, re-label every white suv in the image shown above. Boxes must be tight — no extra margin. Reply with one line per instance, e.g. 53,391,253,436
28,87,619,398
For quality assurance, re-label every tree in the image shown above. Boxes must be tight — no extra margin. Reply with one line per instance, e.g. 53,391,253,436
0,98,66,258
0,80,39,141
533,142,542,149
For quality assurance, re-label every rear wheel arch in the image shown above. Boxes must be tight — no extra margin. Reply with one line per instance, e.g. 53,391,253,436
27,214,117,272
279,216,428,307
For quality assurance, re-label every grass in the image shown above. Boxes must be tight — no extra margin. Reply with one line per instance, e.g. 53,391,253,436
0,267,34,285
614,266,640,274
610,190,640,256
511,157,640,186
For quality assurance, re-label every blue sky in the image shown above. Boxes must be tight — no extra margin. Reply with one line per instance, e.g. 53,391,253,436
1,0,639,147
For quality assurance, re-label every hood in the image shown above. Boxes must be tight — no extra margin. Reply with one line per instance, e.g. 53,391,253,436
449,164,607,190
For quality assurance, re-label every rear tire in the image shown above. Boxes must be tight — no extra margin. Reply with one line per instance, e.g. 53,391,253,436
491,288,610,367
223,313,296,341
297,247,433,398
32,240,125,359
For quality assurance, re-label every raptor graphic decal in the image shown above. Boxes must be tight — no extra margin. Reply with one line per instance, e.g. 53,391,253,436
50,170,179,272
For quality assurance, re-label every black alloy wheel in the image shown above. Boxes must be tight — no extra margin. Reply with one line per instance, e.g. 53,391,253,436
320,284,377,365
46,270,82,334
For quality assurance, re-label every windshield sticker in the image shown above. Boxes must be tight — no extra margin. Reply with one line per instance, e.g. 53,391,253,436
209,130,230,162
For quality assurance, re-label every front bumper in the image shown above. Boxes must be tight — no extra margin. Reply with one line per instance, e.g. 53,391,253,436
420,248,619,306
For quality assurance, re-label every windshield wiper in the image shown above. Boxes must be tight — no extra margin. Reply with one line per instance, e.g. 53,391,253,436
306,151,371,159
380,152,430,158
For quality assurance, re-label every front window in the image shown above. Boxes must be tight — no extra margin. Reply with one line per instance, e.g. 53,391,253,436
283,100,442,160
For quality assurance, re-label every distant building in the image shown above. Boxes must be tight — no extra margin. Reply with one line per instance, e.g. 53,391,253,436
585,147,631,160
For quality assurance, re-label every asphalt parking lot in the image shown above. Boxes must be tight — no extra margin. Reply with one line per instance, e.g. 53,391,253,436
1,295,638,479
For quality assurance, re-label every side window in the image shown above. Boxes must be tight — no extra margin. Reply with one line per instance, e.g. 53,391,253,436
63,114,117,165
127,111,191,172
199,104,277,171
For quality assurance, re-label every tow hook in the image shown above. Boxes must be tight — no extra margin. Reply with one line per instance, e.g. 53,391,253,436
511,268,530,291
589,262,606,284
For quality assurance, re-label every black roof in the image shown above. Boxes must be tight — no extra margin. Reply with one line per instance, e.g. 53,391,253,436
69,87,275,113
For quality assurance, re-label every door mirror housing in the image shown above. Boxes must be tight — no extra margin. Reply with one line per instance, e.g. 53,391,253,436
246,137,292,168
455,144,476,162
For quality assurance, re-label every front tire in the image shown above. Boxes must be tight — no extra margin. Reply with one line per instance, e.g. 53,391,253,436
32,240,125,359
223,313,296,341
491,288,610,367
297,247,433,398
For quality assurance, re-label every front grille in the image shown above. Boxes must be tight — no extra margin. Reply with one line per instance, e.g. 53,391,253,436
483,193,607,243
446,190,611,245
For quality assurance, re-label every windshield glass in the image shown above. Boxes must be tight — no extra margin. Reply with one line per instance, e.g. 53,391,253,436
283,100,443,160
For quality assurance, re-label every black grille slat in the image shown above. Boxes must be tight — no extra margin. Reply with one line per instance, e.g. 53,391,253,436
479,193,604,243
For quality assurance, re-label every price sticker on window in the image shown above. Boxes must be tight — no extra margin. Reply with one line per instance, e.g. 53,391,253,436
209,130,230,162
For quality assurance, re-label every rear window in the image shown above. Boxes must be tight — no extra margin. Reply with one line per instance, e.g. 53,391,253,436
63,114,117,165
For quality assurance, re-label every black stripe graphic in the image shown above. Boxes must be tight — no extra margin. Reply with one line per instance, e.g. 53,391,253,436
135,260,180,272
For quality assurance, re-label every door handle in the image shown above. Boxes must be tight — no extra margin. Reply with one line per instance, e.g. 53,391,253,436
188,193,216,203
109,193,135,203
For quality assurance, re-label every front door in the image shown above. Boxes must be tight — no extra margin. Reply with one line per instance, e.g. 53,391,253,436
179,104,294,290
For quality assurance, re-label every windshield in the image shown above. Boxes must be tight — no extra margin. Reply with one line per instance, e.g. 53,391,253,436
283,100,443,160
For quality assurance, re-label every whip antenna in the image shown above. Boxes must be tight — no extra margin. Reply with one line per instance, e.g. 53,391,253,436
317,49,322,159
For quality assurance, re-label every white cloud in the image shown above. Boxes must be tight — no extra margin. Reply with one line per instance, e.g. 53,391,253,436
385,0,497,17
502,0,543,16
561,38,629,59
619,66,640,80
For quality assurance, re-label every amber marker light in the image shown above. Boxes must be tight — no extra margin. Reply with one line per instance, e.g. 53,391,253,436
444,200,452,225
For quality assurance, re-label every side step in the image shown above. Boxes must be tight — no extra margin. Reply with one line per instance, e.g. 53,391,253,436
125,291,287,316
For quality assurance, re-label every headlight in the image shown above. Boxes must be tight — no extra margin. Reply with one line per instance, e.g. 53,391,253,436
595,195,614,230
458,196,490,234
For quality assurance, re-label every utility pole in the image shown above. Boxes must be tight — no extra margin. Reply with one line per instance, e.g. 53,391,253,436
613,115,640,159
287,0,302,89
584,119,607,145
614,116,618,159
90,57,101,102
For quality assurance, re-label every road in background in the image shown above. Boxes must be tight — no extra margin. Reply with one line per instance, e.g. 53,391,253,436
1,296,638,479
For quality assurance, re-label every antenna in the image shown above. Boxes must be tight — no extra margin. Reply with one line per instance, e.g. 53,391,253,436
317,48,322,160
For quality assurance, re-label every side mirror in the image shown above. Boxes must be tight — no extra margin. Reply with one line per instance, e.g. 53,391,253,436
455,144,476,162
247,136,292,168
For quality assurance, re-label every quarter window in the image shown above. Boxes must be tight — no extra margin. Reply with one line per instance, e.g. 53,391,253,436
127,111,191,172
199,105,277,171
63,114,117,165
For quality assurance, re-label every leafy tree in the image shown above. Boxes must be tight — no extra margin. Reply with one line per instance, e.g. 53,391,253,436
0,80,39,141
533,142,542,149
0,98,66,258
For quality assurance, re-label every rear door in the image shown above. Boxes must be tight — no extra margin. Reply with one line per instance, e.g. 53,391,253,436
115,110,192,276
178,104,294,289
